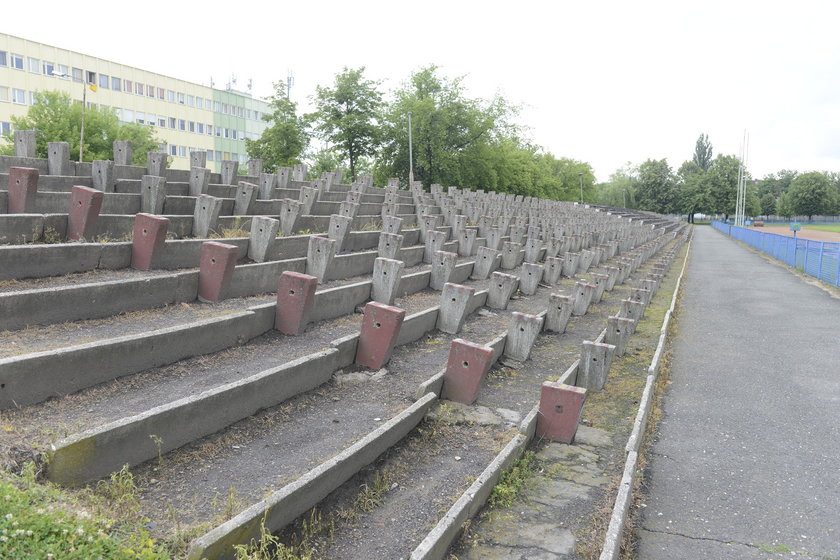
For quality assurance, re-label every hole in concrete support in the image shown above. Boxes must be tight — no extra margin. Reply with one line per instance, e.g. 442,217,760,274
462,361,469,368
289,290,295,295
210,258,216,264
375,322,381,328
142,229,148,235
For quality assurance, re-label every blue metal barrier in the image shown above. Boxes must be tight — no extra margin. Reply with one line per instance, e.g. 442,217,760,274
712,221,840,287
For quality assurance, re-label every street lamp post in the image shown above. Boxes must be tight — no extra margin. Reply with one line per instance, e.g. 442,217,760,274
578,172,584,203
407,111,414,187
52,70,86,162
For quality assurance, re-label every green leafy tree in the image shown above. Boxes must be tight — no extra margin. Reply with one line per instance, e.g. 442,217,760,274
245,81,309,173
777,191,794,219
788,171,833,220
746,186,761,218
377,65,516,188
760,193,777,219
635,159,676,214
595,164,636,208
756,169,798,198
675,160,707,222
692,133,713,171
310,67,382,182
1,90,158,164
705,154,743,221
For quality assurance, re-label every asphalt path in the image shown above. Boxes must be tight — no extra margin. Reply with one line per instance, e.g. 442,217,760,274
638,226,840,559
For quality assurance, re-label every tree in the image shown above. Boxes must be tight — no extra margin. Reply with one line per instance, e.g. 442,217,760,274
245,81,309,173
705,154,742,220
692,133,713,171
635,159,676,214
756,170,797,198
777,191,794,220
788,171,833,220
310,67,382,182
675,160,707,222
595,163,636,208
1,90,158,164
760,193,777,219
376,65,517,189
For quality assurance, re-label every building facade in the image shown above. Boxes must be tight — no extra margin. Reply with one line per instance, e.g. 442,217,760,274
0,33,270,172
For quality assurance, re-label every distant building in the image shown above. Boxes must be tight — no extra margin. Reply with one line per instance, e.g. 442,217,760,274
0,32,270,172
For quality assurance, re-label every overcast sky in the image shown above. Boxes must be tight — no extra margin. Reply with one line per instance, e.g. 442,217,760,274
9,0,840,182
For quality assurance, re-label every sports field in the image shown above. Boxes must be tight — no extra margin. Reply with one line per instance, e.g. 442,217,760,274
751,224,840,242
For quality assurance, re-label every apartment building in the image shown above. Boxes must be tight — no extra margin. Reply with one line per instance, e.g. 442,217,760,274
0,33,271,172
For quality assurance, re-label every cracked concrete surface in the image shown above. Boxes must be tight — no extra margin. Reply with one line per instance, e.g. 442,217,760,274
638,227,840,560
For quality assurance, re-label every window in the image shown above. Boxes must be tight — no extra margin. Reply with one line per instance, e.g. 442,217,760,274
43,61,55,76
213,101,221,112
123,109,134,122
29,92,38,105
168,117,176,129
57,64,69,78
72,68,83,82
0,87,8,102
145,84,152,97
247,109,251,120
188,121,195,133
231,129,237,140
147,113,156,126
124,79,132,91
11,53,24,70
158,117,166,127
207,149,214,162
112,77,121,91
0,51,6,66
196,97,203,109
135,82,143,95
206,124,213,135
167,90,174,102
136,111,145,125
254,111,260,120
11,88,26,104
197,123,204,134
86,71,96,85
157,87,164,100
224,128,230,138
187,95,194,107
178,146,186,157
170,145,177,156
1,122,10,135
28,57,39,73
114,108,122,121
178,119,186,131
222,103,228,114
215,126,221,137
177,92,185,104
99,74,109,89
215,150,222,161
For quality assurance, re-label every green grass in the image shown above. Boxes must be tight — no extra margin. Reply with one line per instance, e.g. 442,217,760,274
0,464,170,559
802,224,840,233
487,451,536,508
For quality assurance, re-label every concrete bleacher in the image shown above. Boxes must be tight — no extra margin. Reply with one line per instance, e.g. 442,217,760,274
0,131,689,559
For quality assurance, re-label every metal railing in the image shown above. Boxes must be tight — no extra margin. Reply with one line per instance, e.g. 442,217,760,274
713,221,840,287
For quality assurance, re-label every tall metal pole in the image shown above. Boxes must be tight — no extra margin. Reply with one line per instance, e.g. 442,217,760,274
407,111,414,186
80,81,86,163
578,172,584,203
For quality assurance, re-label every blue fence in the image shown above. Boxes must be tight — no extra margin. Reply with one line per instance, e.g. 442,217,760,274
712,221,840,287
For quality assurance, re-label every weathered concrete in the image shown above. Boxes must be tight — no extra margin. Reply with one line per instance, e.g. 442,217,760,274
372,257,404,305
430,250,458,290
487,271,519,309
437,283,476,334
503,312,543,361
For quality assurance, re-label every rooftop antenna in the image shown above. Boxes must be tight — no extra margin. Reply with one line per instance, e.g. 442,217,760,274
247,78,253,92
210,76,215,88
287,70,294,99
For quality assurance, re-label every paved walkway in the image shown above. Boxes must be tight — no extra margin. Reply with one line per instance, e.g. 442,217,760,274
638,226,840,559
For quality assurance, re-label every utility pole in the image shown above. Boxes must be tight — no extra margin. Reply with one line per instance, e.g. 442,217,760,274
579,172,584,203
408,111,414,186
